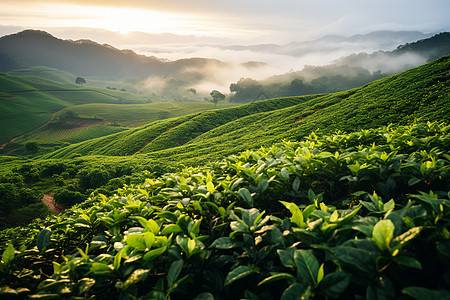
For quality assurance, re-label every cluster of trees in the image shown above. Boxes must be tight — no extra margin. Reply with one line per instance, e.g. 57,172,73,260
204,90,226,107
0,160,172,228
0,168,47,229
228,69,386,103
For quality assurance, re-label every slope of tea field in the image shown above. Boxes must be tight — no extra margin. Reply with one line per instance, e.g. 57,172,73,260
44,55,450,166
0,70,151,145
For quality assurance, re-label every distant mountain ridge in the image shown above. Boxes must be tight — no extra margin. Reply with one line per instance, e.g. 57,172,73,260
0,30,236,79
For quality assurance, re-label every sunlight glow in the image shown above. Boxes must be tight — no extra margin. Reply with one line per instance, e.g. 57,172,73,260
0,3,217,36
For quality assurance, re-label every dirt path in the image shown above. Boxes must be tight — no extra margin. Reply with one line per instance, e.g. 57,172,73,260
0,123,47,150
42,194,65,214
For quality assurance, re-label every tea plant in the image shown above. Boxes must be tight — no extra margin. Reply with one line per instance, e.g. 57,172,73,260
0,122,449,299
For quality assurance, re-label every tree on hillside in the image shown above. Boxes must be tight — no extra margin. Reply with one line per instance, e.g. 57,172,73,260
209,90,225,107
75,77,86,85
24,141,40,155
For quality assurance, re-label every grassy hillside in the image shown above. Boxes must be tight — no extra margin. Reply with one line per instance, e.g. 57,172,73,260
0,123,448,299
43,97,313,158
7,102,238,151
44,55,450,165
51,101,239,127
7,66,76,84
0,71,152,145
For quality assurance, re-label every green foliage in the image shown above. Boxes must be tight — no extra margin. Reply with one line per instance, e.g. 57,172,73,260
24,141,40,155
42,55,449,166
53,189,85,207
0,123,448,299
209,90,226,107
0,70,150,145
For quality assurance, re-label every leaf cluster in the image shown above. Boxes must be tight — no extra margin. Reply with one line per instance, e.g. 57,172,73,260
0,122,449,299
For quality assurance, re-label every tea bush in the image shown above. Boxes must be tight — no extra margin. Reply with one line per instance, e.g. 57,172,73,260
0,122,448,299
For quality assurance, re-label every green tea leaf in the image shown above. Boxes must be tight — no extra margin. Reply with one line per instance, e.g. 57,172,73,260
2,244,15,265
167,259,184,287
402,287,450,300
162,224,183,236
372,219,394,251
143,246,166,261
258,273,295,286
123,269,149,289
126,234,147,251
318,272,351,298
206,181,215,194
211,237,238,249
393,256,422,269
294,250,320,286
144,232,155,249
317,263,324,284
90,262,112,275
281,282,308,300
187,239,196,257
280,201,304,228
238,188,254,206
278,248,296,269
192,292,214,300
224,266,256,286
37,228,52,252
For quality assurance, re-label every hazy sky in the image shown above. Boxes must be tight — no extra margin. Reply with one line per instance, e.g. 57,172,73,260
1,0,449,44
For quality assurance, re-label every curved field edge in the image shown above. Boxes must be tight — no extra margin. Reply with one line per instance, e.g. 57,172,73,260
42,96,312,158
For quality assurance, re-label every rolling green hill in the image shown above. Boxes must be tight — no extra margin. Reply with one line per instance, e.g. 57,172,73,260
44,55,450,166
7,66,76,84
0,70,152,145
51,101,239,128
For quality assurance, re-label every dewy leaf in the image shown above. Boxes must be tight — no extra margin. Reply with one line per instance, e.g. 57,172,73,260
2,244,15,265
294,249,320,286
372,219,395,251
224,265,256,286
37,228,52,252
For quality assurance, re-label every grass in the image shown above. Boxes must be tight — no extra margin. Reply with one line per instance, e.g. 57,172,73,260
0,70,154,145
53,101,239,127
